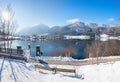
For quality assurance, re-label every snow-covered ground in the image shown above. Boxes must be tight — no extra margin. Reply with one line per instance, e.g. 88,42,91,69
1,57,120,82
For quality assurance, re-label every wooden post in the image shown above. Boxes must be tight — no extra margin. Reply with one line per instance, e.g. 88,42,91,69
20,50,23,55
0,47,1,52
17,46,22,55
10,48,12,54
36,45,41,57
28,43,31,50
28,43,31,55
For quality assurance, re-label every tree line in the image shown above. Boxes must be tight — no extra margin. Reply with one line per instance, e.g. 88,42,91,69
86,40,120,64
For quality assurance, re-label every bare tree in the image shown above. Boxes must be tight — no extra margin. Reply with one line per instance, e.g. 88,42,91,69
86,39,120,64
86,41,101,64
0,4,18,54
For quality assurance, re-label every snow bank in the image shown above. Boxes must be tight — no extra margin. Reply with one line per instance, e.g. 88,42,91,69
31,56,120,62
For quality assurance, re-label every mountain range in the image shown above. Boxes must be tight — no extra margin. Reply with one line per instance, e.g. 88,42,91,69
18,21,118,36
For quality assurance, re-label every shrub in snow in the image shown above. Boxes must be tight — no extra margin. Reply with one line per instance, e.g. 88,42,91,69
35,56,40,61
52,68,57,74
75,68,84,79
26,63,35,71
24,50,30,61
77,74,84,79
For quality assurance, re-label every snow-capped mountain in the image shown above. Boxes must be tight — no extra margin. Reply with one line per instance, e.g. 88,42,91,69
85,23,98,28
85,22,109,28
18,21,117,35
97,24,108,27
48,22,92,35
70,22,85,27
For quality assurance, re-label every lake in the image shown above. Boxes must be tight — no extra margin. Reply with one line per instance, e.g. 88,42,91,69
12,40,92,59
11,39,120,59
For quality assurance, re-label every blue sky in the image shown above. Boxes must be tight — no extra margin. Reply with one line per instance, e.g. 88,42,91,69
0,0,120,30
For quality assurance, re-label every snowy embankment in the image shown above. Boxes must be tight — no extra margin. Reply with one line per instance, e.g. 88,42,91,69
31,56,120,61
1,57,120,82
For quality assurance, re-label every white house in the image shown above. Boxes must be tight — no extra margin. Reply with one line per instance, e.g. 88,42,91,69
100,34,109,38
64,35,90,40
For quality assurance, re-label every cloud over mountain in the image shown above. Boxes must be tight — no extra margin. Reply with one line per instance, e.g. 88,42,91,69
67,18,80,24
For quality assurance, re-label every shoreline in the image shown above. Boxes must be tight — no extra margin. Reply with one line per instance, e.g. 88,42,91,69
29,56,120,66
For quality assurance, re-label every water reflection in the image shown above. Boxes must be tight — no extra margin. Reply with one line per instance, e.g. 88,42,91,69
11,40,93,59
11,39,120,59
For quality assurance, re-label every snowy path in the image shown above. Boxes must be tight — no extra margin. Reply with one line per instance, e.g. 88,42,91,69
0,58,42,82
0,58,83,82
0,57,5,82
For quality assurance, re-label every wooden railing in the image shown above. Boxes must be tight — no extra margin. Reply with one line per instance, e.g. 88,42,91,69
0,48,23,55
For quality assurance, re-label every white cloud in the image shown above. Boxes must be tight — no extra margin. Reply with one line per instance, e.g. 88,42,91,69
67,18,80,24
108,18,115,22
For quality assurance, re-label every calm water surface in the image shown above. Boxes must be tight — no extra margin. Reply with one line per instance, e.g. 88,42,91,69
11,39,120,59
11,40,93,59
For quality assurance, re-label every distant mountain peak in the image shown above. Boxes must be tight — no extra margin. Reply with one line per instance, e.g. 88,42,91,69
97,24,108,27
70,21,85,27
30,24,49,28
85,22,97,28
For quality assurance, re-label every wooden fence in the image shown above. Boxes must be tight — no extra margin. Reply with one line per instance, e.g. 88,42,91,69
35,65,75,73
0,48,23,55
